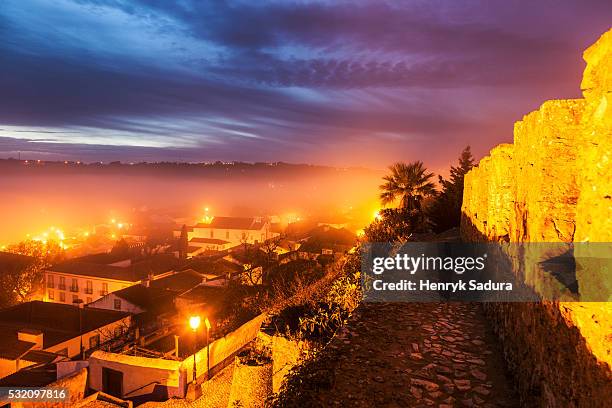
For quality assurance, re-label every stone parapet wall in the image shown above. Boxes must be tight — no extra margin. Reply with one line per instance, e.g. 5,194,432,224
461,29,612,407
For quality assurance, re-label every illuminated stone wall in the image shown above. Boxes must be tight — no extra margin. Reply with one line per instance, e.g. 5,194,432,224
461,29,611,406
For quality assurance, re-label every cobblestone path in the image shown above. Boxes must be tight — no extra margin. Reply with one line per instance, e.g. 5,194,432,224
317,302,518,407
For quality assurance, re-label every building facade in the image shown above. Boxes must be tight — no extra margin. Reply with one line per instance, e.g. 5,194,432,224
44,253,178,305
181,216,278,249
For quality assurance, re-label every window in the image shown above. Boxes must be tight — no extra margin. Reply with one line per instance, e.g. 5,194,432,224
59,292,65,302
48,290,54,300
70,278,78,292
85,280,93,294
47,275,54,288
100,282,108,296
114,299,122,310
72,294,78,303
88,334,100,349
59,276,66,290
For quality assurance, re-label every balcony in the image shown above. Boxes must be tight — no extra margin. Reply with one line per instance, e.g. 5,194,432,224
85,288,93,295
70,286,79,293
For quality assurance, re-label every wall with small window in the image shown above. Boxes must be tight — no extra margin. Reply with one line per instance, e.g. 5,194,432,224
45,316,132,359
88,293,145,315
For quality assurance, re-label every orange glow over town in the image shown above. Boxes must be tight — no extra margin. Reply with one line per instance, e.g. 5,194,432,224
0,1,610,406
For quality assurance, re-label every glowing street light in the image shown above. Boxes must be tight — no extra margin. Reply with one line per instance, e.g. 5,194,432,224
188,315,212,383
189,315,201,331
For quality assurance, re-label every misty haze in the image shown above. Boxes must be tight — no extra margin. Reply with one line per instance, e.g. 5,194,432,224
0,160,381,246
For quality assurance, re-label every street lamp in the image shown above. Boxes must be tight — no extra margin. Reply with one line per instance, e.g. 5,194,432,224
188,316,212,382
189,316,200,383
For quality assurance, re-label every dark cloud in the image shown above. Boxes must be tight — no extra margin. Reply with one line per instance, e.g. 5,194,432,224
1,0,611,166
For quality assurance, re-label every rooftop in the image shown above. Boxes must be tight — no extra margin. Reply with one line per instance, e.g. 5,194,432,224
176,285,227,305
0,362,57,387
181,258,243,276
149,270,204,293
48,253,179,282
0,301,130,357
109,284,176,312
190,237,230,245
194,216,265,230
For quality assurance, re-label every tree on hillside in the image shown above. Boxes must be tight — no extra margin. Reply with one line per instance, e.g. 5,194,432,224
363,208,423,242
429,146,475,232
379,161,436,211
1,239,65,307
260,234,284,267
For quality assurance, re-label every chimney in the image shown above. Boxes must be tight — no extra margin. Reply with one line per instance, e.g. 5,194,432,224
73,298,84,309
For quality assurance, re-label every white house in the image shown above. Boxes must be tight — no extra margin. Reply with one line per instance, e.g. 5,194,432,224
0,301,131,379
179,216,278,249
186,237,232,258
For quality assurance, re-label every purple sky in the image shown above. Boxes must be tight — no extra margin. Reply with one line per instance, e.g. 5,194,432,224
1,0,610,170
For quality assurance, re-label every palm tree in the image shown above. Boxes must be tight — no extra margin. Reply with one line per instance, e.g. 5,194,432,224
379,161,436,211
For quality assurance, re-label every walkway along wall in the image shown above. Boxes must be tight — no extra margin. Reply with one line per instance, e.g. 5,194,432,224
460,29,611,407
